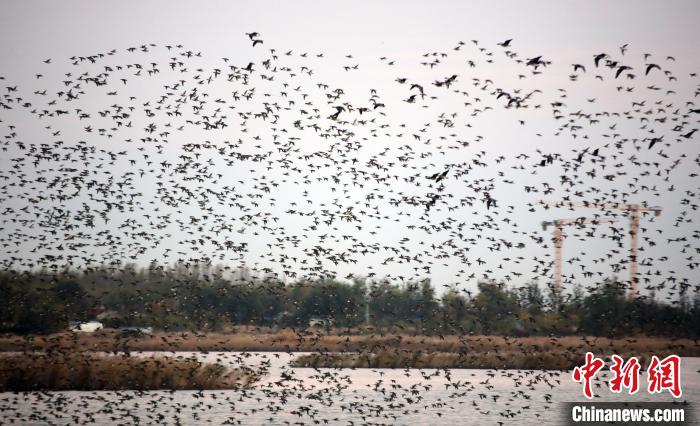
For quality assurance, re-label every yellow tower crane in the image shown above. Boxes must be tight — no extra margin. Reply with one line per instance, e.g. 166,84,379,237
542,217,619,291
541,200,662,297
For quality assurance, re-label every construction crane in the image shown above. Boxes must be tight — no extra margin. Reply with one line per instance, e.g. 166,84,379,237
542,217,618,291
541,200,662,297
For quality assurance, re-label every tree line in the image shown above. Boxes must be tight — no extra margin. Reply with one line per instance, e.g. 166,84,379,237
1,262,698,337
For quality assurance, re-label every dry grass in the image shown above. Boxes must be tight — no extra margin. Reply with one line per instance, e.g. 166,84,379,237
292,346,692,370
0,329,304,352
0,352,258,391
292,350,583,370
0,331,698,359
290,334,700,370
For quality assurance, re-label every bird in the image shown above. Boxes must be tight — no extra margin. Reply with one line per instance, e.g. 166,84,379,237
648,136,663,149
593,53,607,67
645,63,661,75
615,65,632,78
681,129,697,139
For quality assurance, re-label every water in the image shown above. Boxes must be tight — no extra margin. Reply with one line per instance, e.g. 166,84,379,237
1,352,697,425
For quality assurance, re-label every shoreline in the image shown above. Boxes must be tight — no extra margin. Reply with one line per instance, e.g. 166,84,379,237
1,332,698,370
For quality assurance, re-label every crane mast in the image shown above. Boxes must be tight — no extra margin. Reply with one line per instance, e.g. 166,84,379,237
541,200,661,297
542,217,618,291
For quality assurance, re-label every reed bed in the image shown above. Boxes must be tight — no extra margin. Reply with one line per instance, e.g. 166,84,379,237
291,345,699,370
0,331,698,359
0,352,258,391
292,349,585,370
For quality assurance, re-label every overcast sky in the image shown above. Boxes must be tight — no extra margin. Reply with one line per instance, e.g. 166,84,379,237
1,1,699,299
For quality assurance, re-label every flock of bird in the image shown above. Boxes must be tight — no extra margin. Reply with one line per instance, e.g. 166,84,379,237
0,35,697,292
0,348,599,425
0,32,699,424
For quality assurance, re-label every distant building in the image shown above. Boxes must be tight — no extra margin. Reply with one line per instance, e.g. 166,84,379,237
70,321,103,333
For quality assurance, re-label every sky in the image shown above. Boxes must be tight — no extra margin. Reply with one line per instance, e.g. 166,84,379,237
0,0,699,300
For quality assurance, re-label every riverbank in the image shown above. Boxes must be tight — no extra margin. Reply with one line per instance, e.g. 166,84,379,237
0,352,258,391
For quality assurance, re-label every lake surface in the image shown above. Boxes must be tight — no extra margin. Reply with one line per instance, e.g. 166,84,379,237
1,352,697,425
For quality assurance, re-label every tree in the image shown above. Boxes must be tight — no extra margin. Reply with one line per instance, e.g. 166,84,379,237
472,281,519,334
581,277,627,337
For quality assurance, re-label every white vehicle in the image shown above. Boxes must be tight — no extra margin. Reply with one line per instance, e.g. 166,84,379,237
70,321,104,333
308,317,333,328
